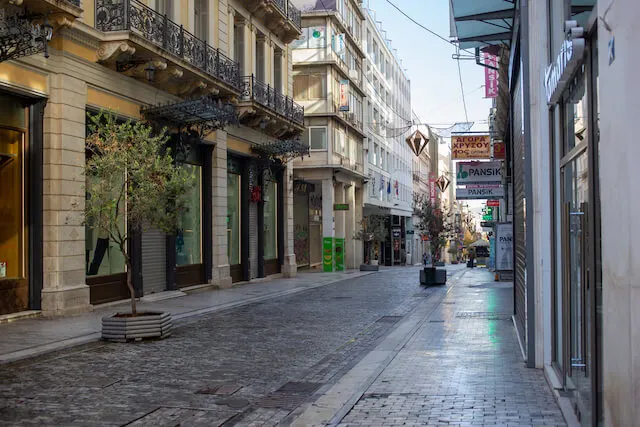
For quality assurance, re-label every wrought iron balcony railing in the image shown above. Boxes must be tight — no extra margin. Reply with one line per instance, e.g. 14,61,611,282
95,0,242,92
287,1,301,30
241,75,304,126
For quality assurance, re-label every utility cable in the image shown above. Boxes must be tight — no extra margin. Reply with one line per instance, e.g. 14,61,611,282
456,47,469,123
384,0,474,55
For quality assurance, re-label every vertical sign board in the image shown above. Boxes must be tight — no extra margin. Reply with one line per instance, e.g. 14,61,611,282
334,238,345,271
495,223,513,271
323,237,334,272
429,172,437,204
339,79,350,111
484,52,499,98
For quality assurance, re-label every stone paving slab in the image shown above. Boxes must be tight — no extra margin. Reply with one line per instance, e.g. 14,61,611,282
336,269,567,427
0,270,374,364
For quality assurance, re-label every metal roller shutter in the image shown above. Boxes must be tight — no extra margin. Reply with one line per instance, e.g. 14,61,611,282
512,72,527,347
249,202,258,279
142,229,166,295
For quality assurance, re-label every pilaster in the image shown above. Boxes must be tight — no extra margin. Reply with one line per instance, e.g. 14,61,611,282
211,130,232,287
41,73,91,315
282,161,297,277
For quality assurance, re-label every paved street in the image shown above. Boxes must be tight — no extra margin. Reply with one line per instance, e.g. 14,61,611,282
0,266,566,426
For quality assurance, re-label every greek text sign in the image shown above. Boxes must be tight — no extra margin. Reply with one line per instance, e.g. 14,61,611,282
456,186,504,200
456,161,502,185
451,135,491,160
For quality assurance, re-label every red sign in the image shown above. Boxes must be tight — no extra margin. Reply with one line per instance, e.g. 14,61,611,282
487,200,500,207
484,52,499,98
429,172,437,204
493,141,506,159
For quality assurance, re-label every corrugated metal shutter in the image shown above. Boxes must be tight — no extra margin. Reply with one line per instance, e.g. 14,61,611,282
249,202,258,279
513,72,527,347
141,229,166,295
294,193,310,267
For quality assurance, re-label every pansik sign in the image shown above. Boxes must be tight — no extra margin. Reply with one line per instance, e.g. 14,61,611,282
495,223,513,271
456,161,502,185
456,185,505,200
544,26,585,105
451,135,491,159
484,52,499,98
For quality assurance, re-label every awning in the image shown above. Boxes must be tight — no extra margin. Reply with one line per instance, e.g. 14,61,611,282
449,0,515,50
141,95,238,137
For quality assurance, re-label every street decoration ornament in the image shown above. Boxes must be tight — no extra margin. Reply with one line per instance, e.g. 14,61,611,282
0,7,53,63
436,175,450,192
405,129,430,157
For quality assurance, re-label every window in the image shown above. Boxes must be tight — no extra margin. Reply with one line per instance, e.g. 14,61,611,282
194,0,208,42
306,127,327,150
156,0,173,19
234,23,245,74
293,74,326,100
177,164,202,266
256,35,266,82
274,50,283,92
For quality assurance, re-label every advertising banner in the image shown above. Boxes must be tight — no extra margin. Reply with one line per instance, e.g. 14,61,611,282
456,185,505,200
429,172,437,204
455,161,502,185
339,79,349,111
323,237,334,272
484,52,499,98
495,223,513,271
451,135,491,159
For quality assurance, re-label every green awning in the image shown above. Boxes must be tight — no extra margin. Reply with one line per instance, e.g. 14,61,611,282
449,0,515,50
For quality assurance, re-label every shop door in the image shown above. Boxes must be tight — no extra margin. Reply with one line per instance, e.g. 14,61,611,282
227,171,243,282
562,151,593,425
176,163,205,287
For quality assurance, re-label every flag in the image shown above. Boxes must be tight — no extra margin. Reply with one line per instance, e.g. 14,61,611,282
395,180,399,196
380,175,384,191
387,181,391,194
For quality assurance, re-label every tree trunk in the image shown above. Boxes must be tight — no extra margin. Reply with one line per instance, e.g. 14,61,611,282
126,260,137,315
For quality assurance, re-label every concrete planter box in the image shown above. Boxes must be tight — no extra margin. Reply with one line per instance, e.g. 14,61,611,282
360,264,380,271
420,267,447,286
102,312,173,342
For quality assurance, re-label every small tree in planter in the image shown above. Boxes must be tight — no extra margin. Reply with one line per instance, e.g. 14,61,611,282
413,194,455,266
85,111,195,341
354,215,387,269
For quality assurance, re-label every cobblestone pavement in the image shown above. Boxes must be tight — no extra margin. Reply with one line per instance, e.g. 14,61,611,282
337,268,566,427
0,267,451,426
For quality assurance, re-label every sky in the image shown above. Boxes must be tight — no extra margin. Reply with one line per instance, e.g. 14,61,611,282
364,0,491,130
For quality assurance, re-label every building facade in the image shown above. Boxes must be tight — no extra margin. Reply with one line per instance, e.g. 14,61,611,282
0,0,304,315
451,0,638,425
291,0,366,271
361,6,413,267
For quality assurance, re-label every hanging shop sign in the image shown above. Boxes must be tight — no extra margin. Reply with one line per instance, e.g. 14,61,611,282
495,222,513,271
455,161,502,185
544,22,585,105
456,185,505,200
451,135,491,160
483,52,499,98
493,141,506,159
338,79,350,111
487,199,500,207
429,172,437,203
333,203,349,211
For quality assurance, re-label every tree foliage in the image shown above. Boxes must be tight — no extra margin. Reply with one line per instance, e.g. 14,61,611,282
85,111,196,314
413,194,455,260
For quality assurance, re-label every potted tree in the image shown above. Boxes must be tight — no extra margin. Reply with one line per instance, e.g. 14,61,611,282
355,215,386,271
85,111,195,342
414,195,454,285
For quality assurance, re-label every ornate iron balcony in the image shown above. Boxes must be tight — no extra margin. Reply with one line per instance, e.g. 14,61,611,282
241,75,304,126
95,0,242,92
287,1,301,30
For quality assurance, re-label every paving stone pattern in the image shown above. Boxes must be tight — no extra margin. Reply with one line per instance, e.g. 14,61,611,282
0,267,436,426
339,270,566,427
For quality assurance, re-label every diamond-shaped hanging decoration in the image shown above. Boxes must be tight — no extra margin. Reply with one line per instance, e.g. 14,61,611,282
436,175,450,192
405,129,430,157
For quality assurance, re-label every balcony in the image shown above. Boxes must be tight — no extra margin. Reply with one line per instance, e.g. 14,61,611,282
238,75,304,138
95,0,242,97
240,0,301,44
20,0,83,19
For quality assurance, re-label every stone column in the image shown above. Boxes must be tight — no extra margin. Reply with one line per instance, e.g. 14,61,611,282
41,74,90,315
334,184,345,239
211,130,232,287
345,184,357,269
282,161,297,277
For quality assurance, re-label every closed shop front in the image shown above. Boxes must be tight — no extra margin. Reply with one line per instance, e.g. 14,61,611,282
141,229,166,295
227,155,245,283
293,181,311,268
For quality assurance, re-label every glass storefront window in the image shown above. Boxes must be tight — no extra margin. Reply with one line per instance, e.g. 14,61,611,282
177,164,202,266
264,179,277,260
0,128,25,280
227,172,241,265
85,174,127,277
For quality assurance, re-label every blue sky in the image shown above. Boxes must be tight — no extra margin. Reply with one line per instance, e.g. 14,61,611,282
365,0,491,130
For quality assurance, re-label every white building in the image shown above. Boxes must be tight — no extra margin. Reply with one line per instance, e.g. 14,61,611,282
361,6,413,266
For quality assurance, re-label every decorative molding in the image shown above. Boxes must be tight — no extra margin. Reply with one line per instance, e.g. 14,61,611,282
96,41,135,62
